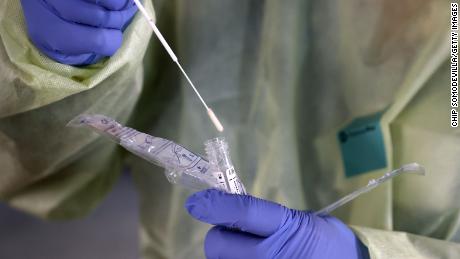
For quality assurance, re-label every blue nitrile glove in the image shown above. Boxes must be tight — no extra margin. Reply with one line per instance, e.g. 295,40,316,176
185,189,370,259
20,0,138,66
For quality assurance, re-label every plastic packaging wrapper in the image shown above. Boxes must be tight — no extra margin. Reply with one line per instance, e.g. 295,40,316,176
68,114,246,193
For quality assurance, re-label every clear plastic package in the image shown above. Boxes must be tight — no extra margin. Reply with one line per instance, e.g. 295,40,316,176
68,114,245,194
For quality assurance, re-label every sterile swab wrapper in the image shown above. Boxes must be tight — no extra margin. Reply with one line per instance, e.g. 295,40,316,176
67,114,244,193
133,0,224,132
315,163,426,216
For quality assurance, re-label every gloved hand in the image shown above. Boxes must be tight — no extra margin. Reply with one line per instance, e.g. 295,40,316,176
185,189,370,259
20,0,138,66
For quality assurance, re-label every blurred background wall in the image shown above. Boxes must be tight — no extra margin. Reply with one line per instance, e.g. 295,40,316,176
0,173,139,259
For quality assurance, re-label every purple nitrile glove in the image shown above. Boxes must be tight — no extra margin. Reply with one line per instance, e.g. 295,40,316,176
84,0,134,11
185,189,370,259
20,0,138,66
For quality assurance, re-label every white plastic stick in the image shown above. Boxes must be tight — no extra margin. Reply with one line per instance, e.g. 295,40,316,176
176,61,209,109
315,163,425,216
133,0,224,132
133,0,177,62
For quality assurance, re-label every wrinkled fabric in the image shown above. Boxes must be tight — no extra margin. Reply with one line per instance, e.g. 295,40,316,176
1,0,460,259
0,0,153,217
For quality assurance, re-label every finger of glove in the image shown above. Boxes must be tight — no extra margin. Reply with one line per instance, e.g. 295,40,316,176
37,46,104,65
47,25,122,56
205,226,266,259
185,189,289,237
44,0,137,29
84,0,134,11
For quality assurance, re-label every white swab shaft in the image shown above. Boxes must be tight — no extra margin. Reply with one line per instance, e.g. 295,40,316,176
133,0,224,132
133,0,177,62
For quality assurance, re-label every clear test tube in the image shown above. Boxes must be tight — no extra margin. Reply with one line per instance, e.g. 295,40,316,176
205,137,247,195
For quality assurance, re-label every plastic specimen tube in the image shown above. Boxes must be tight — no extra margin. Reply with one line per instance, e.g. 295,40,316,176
205,137,247,195
315,163,426,216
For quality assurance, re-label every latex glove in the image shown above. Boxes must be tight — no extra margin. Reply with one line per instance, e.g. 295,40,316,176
20,0,138,66
185,189,370,259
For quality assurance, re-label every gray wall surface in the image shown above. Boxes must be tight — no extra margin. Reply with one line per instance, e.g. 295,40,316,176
0,174,140,259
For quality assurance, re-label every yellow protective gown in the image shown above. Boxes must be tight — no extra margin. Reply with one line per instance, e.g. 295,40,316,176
1,0,459,258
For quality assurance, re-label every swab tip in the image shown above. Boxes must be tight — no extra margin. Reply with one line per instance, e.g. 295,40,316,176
207,108,224,132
